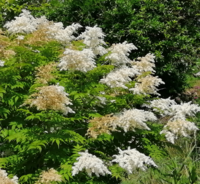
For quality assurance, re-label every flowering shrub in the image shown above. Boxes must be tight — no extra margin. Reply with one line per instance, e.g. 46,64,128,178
0,10,199,183
34,0,200,98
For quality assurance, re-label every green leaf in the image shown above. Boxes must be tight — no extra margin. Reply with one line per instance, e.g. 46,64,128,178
28,140,47,152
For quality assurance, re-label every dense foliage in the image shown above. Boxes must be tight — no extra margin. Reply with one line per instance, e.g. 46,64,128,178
0,4,200,184
1,1,200,97
30,0,200,97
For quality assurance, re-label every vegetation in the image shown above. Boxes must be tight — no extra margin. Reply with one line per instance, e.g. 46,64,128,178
31,0,200,97
0,1,200,184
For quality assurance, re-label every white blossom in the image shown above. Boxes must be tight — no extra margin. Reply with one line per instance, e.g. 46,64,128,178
47,23,82,45
100,65,139,89
0,60,5,67
145,98,177,116
112,147,157,173
58,49,96,72
129,75,165,96
37,168,62,183
77,25,107,55
147,99,200,120
72,150,111,177
145,99,200,143
4,9,81,45
170,102,200,120
115,109,157,132
4,9,38,34
133,53,156,73
160,119,199,144
23,84,74,115
106,41,137,65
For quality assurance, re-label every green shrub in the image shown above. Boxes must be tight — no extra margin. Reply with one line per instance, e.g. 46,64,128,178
0,9,200,184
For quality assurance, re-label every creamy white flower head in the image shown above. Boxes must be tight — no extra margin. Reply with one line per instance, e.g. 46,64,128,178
23,84,74,115
48,23,82,45
0,60,5,67
77,25,107,55
112,147,157,174
130,75,164,96
145,98,177,116
45,22,64,37
115,109,157,132
58,48,96,72
37,168,62,183
160,119,199,144
106,41,137,65
4,9,37,34
100,65,139,89
145,99,200,121
170,102,200,120
72,150,111,177
133,53,156,73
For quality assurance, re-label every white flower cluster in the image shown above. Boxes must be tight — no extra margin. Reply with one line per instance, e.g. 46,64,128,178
26,84,74,115
72,150,111,177
128,53,164,96
133,53,156,73
112,147,157,174
4,9,38,34
106,41,137,65
116,109,157,132
149,99,200,120
77,25,107,56
144,97,176,116
170,102,200,120
58,49,96,72
0,60,5,67
36,168,62,183
160,119,198,144
148,98,200,143
100,66,139,89
47,22,82,45
100,53,164,96
130,75,165,96
4,9,81,45
0,168,18,184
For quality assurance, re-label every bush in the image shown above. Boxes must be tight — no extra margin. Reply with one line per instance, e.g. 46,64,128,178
0,9,200,184
28,0,200,97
